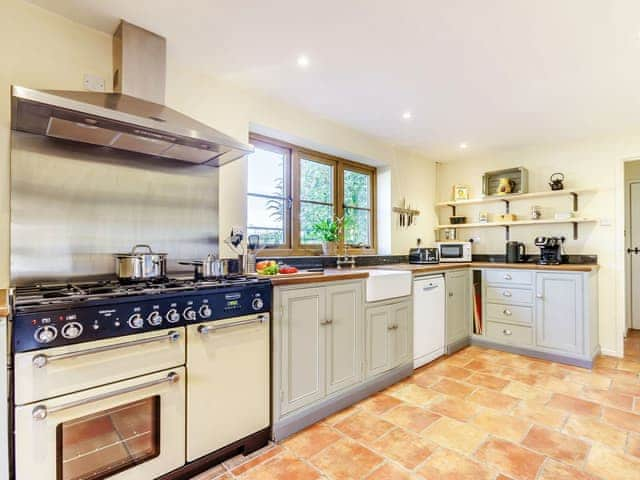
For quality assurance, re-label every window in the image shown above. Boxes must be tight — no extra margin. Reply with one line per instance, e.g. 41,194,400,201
247,134,376,254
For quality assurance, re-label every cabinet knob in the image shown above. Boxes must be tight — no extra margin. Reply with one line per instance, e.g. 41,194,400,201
503,329,513,336
504,274,512,280
536,293,544,299
502,291,512,297
448,292,454,297
503,309,512,316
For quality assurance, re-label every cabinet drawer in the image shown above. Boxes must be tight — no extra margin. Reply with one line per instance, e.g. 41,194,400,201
485,321,533,346
485,269,533,286
486,286,533,305
486,303,533,325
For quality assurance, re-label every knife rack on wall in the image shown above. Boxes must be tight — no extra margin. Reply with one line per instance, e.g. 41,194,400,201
393,200,421,228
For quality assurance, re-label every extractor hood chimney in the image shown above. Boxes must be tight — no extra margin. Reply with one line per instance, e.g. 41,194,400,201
11,20,253,166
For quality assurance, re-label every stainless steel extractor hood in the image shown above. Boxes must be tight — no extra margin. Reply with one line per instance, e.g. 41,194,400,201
10,21,253,166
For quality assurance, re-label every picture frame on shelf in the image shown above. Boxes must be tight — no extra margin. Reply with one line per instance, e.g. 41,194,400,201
453,185,470,201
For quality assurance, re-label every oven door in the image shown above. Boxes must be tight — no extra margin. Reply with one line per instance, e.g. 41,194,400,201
14,367,185,480
15,328,185,405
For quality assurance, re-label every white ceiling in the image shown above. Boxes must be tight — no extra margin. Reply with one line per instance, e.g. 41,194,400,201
25,0,640,160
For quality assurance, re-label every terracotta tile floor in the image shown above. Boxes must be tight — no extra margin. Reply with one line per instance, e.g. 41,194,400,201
193,331,640,480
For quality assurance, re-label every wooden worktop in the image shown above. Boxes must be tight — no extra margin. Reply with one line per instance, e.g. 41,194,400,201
268,261,599,285
376,262,599,274
0,289,8,317
268,269,370,286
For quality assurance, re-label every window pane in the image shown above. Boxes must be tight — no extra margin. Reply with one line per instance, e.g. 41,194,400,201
300,202,333,244
344,208,370,246
247,195,285,246
344,170,370,208
300,158,333,203
248,146,286,196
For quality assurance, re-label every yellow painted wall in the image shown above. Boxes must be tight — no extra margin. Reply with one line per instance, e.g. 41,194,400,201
0,0,438,288
438,138,640,356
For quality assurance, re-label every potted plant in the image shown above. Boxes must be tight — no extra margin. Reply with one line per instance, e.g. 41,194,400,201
311,217,344,255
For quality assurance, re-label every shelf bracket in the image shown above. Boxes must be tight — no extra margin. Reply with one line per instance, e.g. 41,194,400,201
571,192,578,212
501,199,510,214
572,221,578,240
448,204,456,216
505,225,510,241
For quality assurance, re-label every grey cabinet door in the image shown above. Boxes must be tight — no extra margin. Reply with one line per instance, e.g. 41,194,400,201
280,287,326,414
535,273,584,354
326,283,363,394
390,302,411,367
445,270,470,344
365,304,392,377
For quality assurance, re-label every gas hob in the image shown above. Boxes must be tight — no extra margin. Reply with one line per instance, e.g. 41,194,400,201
11,276,272,353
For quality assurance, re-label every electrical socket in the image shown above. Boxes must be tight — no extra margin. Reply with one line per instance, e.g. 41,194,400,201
83,73,105,92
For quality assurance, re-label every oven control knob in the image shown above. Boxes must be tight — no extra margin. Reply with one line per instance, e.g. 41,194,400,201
147,311,162,326
127,313,144,329
34,325,58,344
252,298,264,311
166,309,180,323
61,322,83,339
199,305,212,319
183,307,196,321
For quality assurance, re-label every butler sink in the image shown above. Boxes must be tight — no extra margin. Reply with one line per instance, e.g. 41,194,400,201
361,269,412,302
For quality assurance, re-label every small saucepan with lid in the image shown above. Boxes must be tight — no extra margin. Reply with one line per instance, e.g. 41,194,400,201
114,244,168,281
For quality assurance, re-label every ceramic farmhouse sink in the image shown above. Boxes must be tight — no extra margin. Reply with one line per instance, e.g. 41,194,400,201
361,269,412,302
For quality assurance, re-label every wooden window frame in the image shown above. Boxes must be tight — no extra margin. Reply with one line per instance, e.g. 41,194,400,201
249,133,377,256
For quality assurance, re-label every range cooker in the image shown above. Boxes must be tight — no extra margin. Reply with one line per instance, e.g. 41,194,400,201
10,275,272,480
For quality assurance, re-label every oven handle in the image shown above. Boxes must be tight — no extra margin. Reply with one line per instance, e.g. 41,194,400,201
198,315,266,335
32,330,181,368
32,371,180,421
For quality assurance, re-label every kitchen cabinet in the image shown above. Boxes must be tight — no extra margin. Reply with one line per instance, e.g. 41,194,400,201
279,287,326,415
277,282,362,415
445,269,471,349
325,284,363,394
475,268,598,367
535,272,583,354
365,299,412,378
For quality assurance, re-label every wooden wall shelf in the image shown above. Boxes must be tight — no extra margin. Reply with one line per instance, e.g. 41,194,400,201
435,217,597,240
436,188,596,209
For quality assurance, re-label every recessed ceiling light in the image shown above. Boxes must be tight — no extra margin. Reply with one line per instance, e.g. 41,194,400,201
297,55,310,68
459,142,468,150
402,111,412,120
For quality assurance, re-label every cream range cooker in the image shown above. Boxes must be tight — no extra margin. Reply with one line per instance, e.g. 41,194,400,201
9,276,271,480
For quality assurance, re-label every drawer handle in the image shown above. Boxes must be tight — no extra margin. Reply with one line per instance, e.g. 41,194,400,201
387,324,399,330
536,293,544,299
199,316,266,334
32,330,181,368
31,371,180,420
320,319,333,326
503,329,513,336
503,274,512,280
503,309,512,316
448,292,454,297
502,291,512,297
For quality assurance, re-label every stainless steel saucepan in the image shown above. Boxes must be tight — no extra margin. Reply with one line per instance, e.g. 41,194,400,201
179,254,236,279
114,244,167,281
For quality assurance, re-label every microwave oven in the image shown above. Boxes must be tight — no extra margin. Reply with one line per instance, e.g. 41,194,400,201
436,241,472,262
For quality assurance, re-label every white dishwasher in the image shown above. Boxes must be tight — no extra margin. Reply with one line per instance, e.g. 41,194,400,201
413,274,446,368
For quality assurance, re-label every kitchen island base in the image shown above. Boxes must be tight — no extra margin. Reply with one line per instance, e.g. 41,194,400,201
272,362,412,441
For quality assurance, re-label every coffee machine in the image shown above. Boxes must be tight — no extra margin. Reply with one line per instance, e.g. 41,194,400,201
534,236,564,265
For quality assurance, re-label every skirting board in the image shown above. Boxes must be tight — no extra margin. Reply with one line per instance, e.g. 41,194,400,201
446,336,470,355
272,362,413,441
600,348,622,358
471,337,597,369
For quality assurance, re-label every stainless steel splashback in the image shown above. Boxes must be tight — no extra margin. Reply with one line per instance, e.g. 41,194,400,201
10,132,219,285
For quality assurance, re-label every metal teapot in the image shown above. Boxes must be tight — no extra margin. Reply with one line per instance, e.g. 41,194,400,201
549,173,564,191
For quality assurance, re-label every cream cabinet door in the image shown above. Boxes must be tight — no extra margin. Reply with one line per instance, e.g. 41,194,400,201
445,270,470,344
390,301,411,367
280,287,326,414
365,304,392,377
326,283,363,394
535,273,584,354
187,315,269,461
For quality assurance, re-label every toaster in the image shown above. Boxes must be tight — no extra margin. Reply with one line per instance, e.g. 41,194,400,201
409,248,440,264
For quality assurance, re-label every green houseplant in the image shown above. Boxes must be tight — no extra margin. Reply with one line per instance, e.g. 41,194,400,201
311,217,344,255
